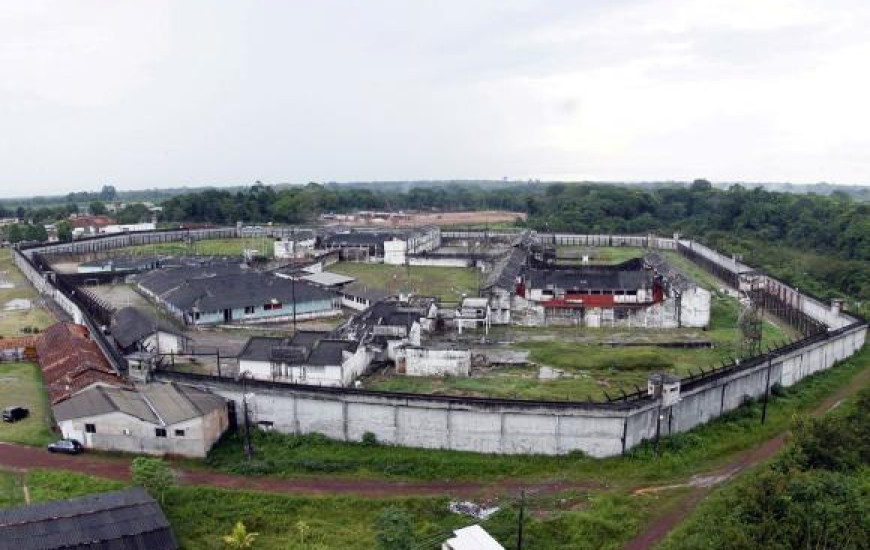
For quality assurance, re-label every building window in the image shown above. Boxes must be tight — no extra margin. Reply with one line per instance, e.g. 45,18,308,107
155,428,167,438
244,306,255,314
193,312,201,320
263,302,283,311
85,423,96,434
174,429,185,437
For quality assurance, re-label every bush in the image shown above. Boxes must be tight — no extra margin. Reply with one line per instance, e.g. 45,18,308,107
361,432,379,446
131,457,174,503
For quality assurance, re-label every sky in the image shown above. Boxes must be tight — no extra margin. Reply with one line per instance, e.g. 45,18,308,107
1,0,869,196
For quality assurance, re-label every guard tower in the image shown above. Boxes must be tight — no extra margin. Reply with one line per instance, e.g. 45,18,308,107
648,373,681,407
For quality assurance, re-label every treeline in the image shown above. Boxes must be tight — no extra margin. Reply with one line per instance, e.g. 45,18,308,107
157,181,870,305
660,386,870,550
160,180,868,261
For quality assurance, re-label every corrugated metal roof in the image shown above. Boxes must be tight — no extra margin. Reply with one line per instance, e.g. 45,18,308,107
301,271,356,287
0,487,177,550
53,383,225,426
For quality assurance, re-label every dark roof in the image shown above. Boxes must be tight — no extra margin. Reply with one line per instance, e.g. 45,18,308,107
524,267,652,291
322,232,391,247
341,282,391,302
0,487,177,550
307,339,358,366
110,307,182,350
485,247,527,290
644,252,698,291
238,333,356,366
79,256,162,271
238,331,329,362
139,268,337,314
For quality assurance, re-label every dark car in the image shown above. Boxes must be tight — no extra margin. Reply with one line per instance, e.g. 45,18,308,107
47,439,84,454
2,406,29,422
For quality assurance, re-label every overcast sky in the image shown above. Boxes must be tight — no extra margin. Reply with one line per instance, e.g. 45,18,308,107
1,0,869,196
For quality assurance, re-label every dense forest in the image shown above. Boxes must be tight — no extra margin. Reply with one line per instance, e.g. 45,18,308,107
3,181,868,311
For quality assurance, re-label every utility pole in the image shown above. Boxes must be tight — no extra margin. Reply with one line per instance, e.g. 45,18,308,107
292,234,297,334
761,356,772,424
516,490,525,550
240,371,254,461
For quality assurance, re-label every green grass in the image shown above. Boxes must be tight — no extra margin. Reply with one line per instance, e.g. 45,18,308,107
0,249,54,337
119,237,277,258
555,246,647,265
0,469,660,550
0,470,23,508
0,362,55,446
204,346,868,485
329,262,480,303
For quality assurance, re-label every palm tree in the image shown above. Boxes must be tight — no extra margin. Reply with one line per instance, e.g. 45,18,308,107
222,521,258,549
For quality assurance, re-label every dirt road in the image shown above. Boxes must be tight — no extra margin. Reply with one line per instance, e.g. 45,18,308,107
0,442,597,498
622,364,870,550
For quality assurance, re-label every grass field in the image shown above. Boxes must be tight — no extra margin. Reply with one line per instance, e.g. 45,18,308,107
0,249,54,337
120,237,277,258
0,362,54,446
329,262,480,303
556,246,647,265
0,469,668,550
205,346,868,485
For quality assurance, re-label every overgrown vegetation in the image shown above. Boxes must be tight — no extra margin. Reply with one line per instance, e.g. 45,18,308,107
203,348,867,484
0,468,673,550
329,262,480,303
658,386,870,550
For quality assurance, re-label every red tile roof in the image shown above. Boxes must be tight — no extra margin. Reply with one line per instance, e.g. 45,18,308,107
35,323,126,404
69,216,115,229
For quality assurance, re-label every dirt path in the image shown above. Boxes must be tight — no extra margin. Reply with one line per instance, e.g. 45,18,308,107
622,364,870,550
0,442,597,498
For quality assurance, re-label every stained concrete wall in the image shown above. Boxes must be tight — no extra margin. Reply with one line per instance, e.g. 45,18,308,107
157,320,865,457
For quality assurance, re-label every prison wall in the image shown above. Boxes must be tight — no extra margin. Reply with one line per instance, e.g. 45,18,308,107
13,228,868,458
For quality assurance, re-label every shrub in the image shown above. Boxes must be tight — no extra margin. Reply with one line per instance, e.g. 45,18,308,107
361,432,379,446
131,457,174,503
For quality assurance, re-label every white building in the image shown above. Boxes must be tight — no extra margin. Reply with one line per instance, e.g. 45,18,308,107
274,233,316,260
101,222,157,234
443,525,504,550
456,297,491,334
396,345,472,377
238,332,371,387
384,238,408,265
52,383,229,458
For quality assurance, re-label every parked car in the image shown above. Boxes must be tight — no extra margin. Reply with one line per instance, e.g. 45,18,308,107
47,439,83,454
2,406,29,422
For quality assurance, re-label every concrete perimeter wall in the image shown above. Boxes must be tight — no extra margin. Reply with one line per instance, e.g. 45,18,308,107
14,228,868,457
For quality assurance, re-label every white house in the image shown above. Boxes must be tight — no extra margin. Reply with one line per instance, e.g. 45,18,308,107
274,233,316,260
238,332,371,387
443,525,504,550
52,383,229,458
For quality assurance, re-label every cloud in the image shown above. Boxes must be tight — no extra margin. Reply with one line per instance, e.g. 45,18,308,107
0,0,868,193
